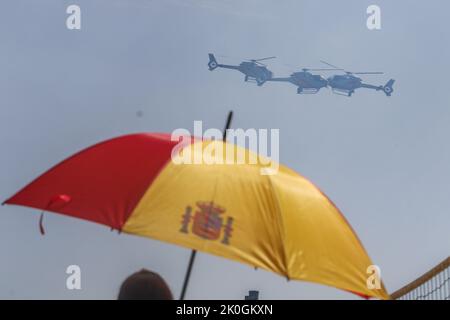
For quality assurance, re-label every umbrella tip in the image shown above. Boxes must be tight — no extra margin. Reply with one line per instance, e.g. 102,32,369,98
39,212,46,236
110,227,122,234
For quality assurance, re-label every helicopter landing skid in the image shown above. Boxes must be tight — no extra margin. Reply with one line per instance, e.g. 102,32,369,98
332,88,354,97
297,88,320,94
246,77,266,86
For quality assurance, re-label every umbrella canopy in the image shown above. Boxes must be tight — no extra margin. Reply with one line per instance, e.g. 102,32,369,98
3,133,389,299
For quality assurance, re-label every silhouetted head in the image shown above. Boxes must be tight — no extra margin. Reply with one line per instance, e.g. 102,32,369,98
118,269,173,300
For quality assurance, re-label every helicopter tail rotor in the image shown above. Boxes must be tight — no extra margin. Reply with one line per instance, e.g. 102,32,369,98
382,79,395,96
208,53,219,71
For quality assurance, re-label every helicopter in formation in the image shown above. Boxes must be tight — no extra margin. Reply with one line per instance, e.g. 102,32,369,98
320,61,395,97
267,67,341,94
207,53,395,97
208,54,274,86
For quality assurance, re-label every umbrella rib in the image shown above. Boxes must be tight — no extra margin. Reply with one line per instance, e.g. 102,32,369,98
265,174,290,279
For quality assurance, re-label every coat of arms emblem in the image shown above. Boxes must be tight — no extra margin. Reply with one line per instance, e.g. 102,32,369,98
179,201,234,245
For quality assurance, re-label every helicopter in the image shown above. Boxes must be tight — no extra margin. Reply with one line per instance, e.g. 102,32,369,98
267,67,341,94
320,61,395,97
208,53,275,86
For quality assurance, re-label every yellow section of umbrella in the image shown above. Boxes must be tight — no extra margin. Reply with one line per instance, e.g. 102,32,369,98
123,139,389,300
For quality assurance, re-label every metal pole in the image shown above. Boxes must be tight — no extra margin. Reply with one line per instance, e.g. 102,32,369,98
179,111,234,300
179,250,197,300
222,111,233,141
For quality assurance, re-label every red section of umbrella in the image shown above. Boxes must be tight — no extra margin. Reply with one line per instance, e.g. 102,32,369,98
5,133,179,231
39,194,72,235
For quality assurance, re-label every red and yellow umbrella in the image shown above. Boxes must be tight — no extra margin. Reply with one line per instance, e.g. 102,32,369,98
3,131,389,299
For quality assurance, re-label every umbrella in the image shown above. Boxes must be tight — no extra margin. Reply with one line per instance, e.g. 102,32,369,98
3,115,389,300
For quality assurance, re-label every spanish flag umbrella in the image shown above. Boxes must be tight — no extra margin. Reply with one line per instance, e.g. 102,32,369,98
3,114,389,300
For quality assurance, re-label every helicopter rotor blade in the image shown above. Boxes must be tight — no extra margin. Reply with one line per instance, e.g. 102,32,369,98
351,72,384,75
216,54,243,61
320,60,384,75
283,63,343,72
304,68,343,71
320,60,341,69
216,55,275,64
253,56,276,62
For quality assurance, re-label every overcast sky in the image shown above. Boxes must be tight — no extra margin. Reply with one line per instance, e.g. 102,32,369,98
0,0,449,299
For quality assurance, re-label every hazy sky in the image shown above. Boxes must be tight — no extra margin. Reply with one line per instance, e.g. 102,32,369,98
1,0,449,299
